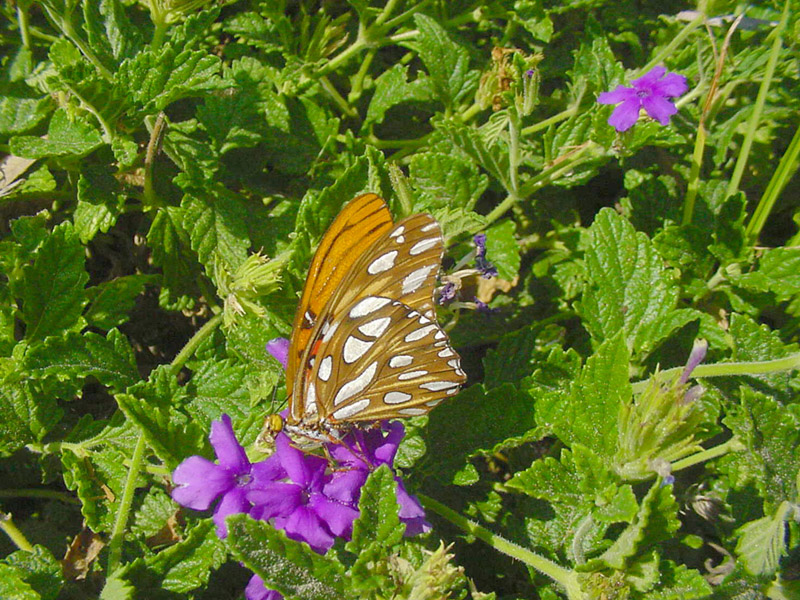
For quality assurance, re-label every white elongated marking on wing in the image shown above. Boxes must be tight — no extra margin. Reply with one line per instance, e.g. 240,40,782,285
404,324,437,342
333,361,378,406
349,296,391,318
447,387,459,395
448,359,460,369
322,320,339,343
367,250,398,275
409,238,439,255
402,264,435,294
420,381,459,391
399,407,427,416
421,222,438,232
343,336,373,364
389,354,413,368
417,314,431,325
424,309,435,319
398,369,428,380
305,381,317,414
358,316,392,338
318,356,333,381
389,225,405,238
434,330,446,340
333,398,371,420
426,399,443,407
384,391,412,404
438,348,455,358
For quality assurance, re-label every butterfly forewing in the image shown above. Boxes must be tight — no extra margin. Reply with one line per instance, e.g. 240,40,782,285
286,193,393,401
304,296,466,423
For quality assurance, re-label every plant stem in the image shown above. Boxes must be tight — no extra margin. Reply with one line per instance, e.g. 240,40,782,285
745,122,800,242
169,313,224,377
640,12,705,76
107,434,146,574
0,513,34,552
419,494,584,600
683,123,706,225
0,488,81,505
631,352,800,394
16,1,32,49
672,437,745,472
725,0,790,200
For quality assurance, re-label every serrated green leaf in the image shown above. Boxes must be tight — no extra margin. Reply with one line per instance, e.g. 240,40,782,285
19,221,88,341
423,383,536,483
74,165,125,243
116,46,222,114
85,274,155,330
735,501,791,577
578,208,680,354
131,488,177,539
0,564,38,600
584,481,680,571
4,545,63,600
413,14,478,107
347,465,403,553
181,189,250,275
24,328,139,393
10,108,104,159
409,151,488,211
226,514,348,600
646,560,712,599
436,118,511,191
0,381,62,456
82,0,143,65
485,220,520,281
0,83,53,135
365,64,434,126
185,357,251,421
116,365,207,468
147,206,200,300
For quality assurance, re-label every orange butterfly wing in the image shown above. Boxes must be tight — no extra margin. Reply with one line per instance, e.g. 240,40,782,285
285,193,393,400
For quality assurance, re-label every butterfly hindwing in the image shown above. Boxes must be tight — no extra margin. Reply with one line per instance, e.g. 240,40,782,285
304,296,466,423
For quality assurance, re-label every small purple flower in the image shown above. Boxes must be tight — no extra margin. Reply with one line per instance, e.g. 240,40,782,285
245,575,282,600
247,433,359,553
474,298,496,315
597,66,688,132
473,233,498,279
266,337,290,369
329,422,431,536
679,339,708,385
171,415,283,538
438,281,457,305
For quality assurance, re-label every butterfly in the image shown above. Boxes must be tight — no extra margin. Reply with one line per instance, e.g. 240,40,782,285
274,193,466,440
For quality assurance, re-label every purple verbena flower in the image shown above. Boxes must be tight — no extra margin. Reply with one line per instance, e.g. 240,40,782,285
171,415,283,538
473,233,498,278
438,281,457,305
679,339,708,385
597,66,688,132
245,575,282,600
266,337,290,369
474,297,496,315
329,422,431,536
247,433,359,553
474,233,487,257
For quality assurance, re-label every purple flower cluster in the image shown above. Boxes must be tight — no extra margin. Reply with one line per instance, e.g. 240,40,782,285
597,66,688,132
473,233,498,279
171,410,428,599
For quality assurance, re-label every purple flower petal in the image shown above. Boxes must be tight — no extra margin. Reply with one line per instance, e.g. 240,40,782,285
171,456,232,510
597,86,636,105
213,486,250,538
679,339,709,385
608,99,642,132
310,494,359,538
210,415,249,474
282,505,335,553
266,338,290,369
631,65,666,88
372,421,404,466
641,94,678,125
323,470,367,505
248,482,303,521
245,574,283,600
395,479,431,535
651,72,688,98
250,455,287,486
274,433,328,489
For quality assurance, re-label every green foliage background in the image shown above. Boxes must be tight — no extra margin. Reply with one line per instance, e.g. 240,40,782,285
0,1,799,599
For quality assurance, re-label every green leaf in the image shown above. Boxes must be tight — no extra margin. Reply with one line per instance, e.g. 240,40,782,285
116,46,222,114
409,151,488,211
181,188,250,275
365,64,434,126
347,465,403,553
485,220,520,281
115,366,207,468
413,14,478,107
185,358,251,422
543,334,629,458
24,328,139,393
646,560,712,599
436,118,511,192
735,246,800,302
147,206,200,301
74,165,125,243
0,83,52,135
578,208,680,354
423,383,537,483
226,514,348,600
0,381,62,456
82,0,143,65
85,274,155,330
10,108,104,159
584,481,680,571
735,501,791,577
3,545,63,600
729,313,798,393
0,564,38,600
19,221,88,341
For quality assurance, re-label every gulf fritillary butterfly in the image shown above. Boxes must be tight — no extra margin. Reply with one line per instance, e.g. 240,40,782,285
275,193,466,440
